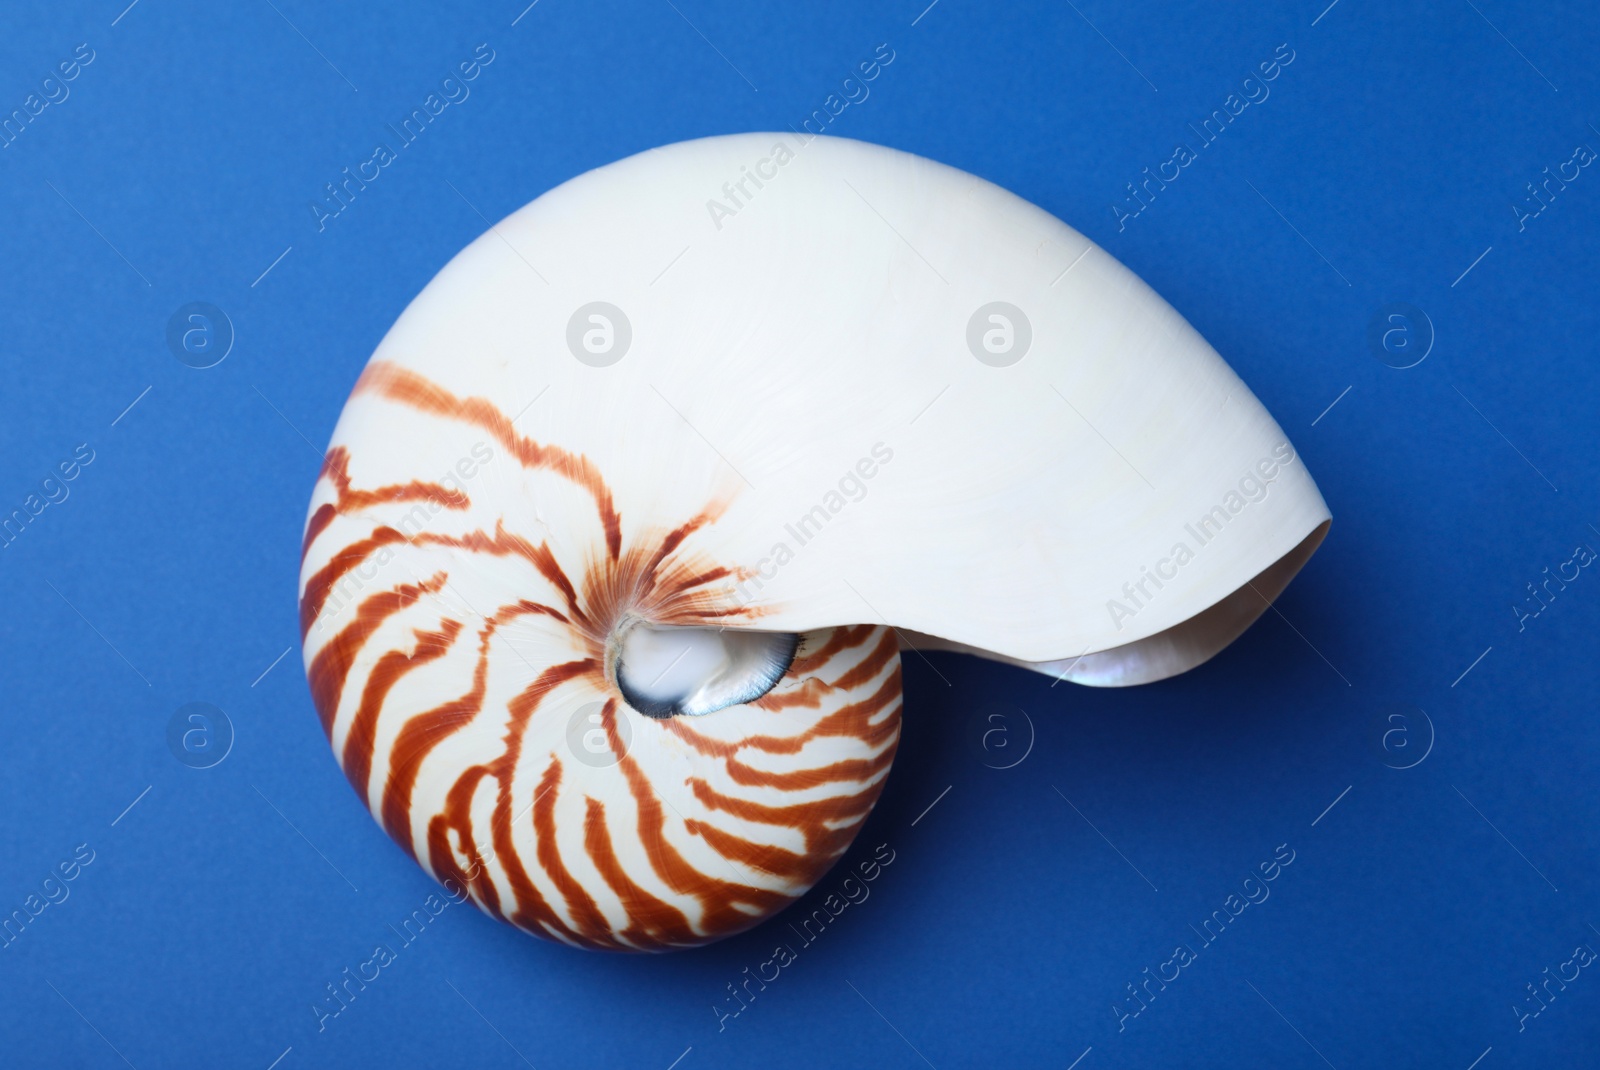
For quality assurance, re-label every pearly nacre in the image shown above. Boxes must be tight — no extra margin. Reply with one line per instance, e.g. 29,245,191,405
299,133,1330,951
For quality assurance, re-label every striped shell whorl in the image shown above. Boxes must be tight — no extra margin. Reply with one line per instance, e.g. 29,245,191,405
298,362,903,951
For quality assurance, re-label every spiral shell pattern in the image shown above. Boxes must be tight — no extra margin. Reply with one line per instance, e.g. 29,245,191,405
299,363,903,950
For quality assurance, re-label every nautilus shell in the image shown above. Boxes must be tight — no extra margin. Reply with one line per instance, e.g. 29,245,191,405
299,133,1330,951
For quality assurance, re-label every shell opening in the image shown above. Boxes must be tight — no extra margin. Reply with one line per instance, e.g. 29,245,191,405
612,622,799,719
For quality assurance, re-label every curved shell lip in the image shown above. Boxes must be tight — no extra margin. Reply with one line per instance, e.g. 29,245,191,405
900,517,1331,686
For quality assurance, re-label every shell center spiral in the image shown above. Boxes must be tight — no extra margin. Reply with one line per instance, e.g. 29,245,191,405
611,621,799,719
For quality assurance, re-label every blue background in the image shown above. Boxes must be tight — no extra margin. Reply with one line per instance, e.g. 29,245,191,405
2,0,1597,1066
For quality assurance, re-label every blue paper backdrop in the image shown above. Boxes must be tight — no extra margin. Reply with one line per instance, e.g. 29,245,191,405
1,0,1597,1067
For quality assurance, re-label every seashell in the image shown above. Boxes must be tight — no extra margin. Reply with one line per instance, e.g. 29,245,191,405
299,133,1330,951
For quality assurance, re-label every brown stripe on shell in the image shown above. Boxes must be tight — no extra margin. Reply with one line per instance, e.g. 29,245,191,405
299,527,411,640
582,795,698,949
354,361,625,560
484,660,602,946
686,777,881,855
665,665,901,759
308,573,447,738
721,752,896,793
529,755,620,948
301,446,470,562
683,818,814,882
426,765,505,921
790,624,879,676
825,629,902,691
381,613,501,856
604,708,792,937
342,618,465,801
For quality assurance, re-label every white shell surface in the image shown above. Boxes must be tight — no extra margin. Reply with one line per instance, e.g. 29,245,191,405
341,132,1328,669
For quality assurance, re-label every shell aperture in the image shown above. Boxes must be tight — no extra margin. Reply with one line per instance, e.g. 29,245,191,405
299,133,1329,951
613,623,801,719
